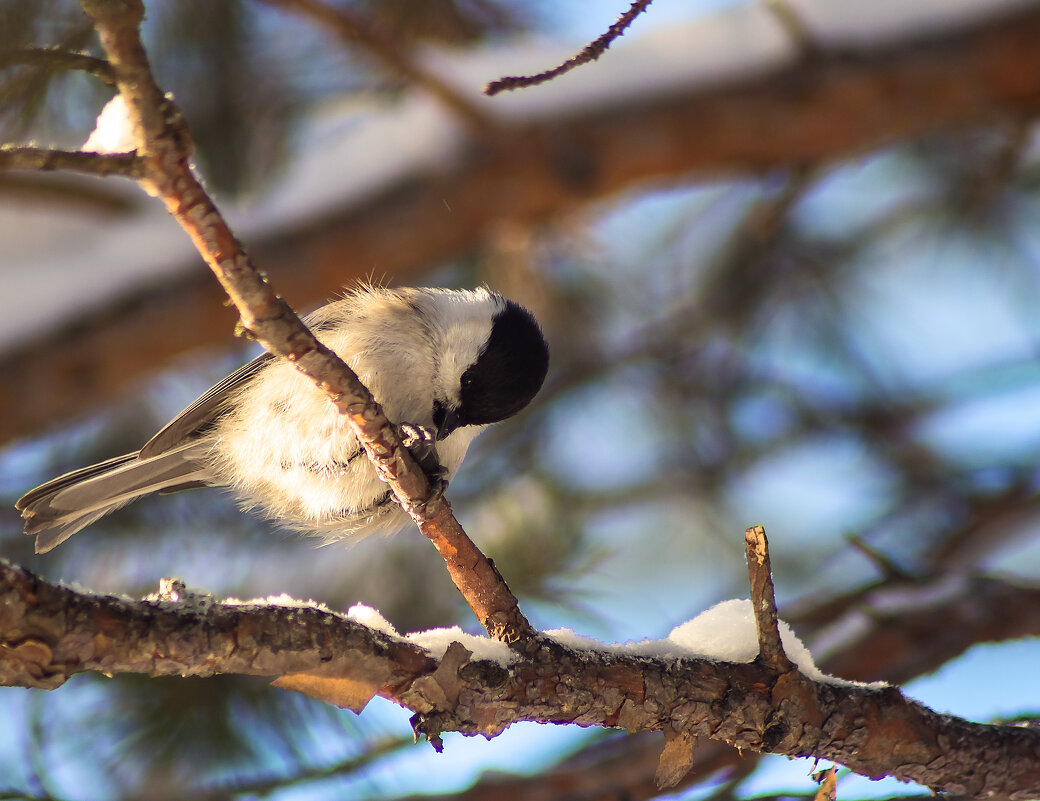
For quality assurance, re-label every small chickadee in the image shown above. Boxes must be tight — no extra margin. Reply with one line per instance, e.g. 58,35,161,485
18,286,549,554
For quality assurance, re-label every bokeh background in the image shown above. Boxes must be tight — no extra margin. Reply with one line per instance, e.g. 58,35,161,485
2,1,1039,799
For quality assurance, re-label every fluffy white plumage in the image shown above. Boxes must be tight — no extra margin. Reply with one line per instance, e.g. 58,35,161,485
210,287,497,535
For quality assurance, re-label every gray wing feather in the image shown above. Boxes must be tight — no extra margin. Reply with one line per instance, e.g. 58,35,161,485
139,352,272,458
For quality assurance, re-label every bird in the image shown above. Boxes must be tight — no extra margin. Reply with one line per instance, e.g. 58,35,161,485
17,285,549,554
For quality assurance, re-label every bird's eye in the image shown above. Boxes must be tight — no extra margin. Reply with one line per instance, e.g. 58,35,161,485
460,369,475,388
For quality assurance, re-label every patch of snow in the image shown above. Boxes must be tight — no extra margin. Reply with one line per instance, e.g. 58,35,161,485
542,627,608,652
550,599,883,688
234,95,465,234
0,203,198,350
809,576,973,667
407,626,517,666
83,95,137,153
347,602,401,637
865,575,969,613
220,593,333,612
807,609,874,666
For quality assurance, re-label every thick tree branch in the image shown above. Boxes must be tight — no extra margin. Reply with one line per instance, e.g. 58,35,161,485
5,5,1040,442
73,0,531,642
1,559,1038,798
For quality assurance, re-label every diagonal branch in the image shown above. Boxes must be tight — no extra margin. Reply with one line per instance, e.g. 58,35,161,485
76,0,532,642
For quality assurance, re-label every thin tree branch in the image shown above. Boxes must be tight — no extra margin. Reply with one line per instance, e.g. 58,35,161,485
812,767,838,801
484,0,655,95
2,559,1039,798
0,47,116,85
75,0,533,643
0,145,143,178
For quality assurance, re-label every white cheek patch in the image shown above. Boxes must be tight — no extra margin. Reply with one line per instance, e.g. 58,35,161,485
427,291,500,405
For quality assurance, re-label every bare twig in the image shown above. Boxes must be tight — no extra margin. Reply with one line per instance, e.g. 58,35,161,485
256,0,496,133
0,145,143,178
744,525,793,672
655,730,699,790
484,0,655,95
76,0,532,643
0,47,116,85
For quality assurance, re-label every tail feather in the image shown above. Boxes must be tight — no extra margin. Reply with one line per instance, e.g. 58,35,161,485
17,443,214,553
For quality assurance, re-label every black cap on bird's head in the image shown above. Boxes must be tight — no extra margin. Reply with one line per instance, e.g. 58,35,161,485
455,299,549,428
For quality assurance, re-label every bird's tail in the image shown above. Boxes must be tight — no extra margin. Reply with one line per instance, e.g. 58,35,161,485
16,442,213,554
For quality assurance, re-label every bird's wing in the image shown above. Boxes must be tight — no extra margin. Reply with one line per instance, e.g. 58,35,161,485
139,352,274,458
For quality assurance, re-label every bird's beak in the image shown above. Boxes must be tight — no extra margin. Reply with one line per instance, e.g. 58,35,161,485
436,406,463,440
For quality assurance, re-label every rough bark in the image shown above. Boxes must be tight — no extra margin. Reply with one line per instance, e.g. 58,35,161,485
2,560,1038,799
380,571,1040,801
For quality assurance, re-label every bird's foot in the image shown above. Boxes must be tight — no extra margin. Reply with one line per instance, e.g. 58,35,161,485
398,423,449,489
